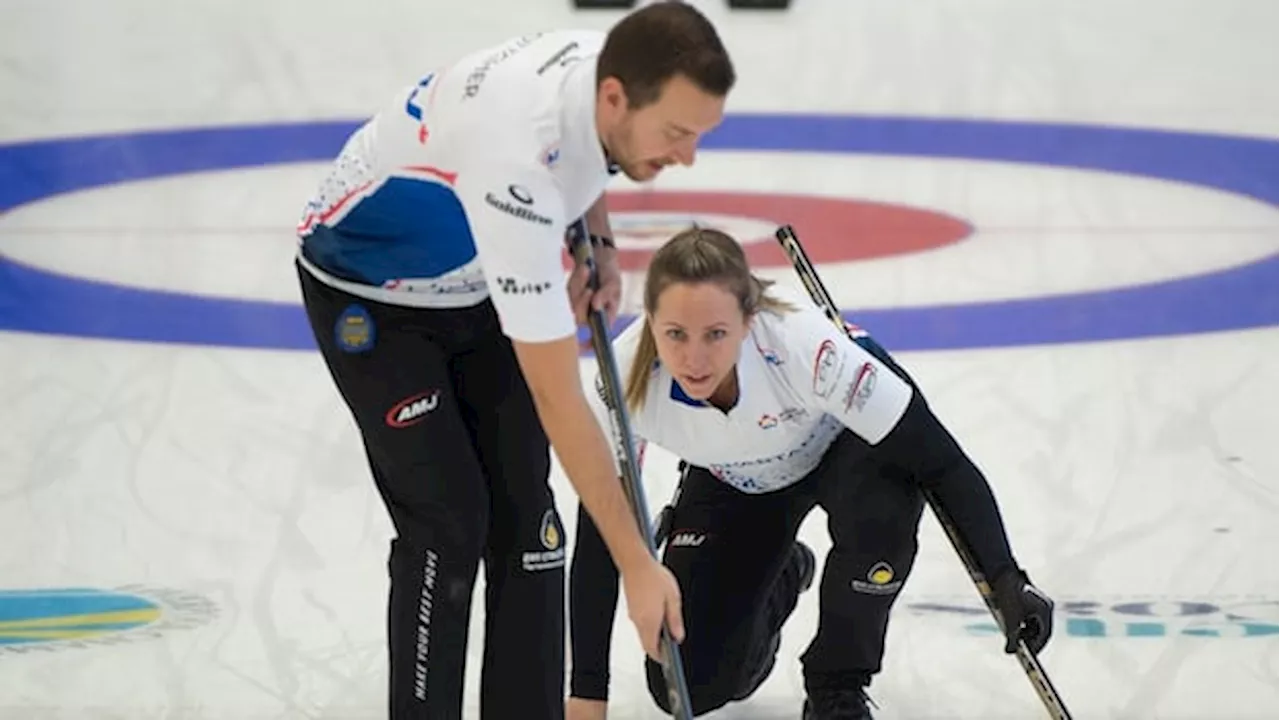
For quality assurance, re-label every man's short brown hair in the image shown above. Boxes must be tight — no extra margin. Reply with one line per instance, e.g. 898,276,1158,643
598,1,736,109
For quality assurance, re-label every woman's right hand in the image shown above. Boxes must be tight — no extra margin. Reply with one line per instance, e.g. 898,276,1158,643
620,554,685,661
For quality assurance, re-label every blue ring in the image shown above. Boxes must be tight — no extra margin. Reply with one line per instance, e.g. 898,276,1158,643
0,115,1274,351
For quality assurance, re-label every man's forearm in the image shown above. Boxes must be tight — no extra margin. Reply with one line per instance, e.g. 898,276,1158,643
511,332,650,576
543,398,651,573
584,193,614,240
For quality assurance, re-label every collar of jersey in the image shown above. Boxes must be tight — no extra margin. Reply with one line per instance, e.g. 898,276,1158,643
668,368,744,412
668,379,706,408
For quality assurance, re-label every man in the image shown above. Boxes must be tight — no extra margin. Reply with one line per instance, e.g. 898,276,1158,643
292,3,736,718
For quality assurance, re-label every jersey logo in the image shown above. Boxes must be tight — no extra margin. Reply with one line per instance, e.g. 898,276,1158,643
779,407,807,423
536,41,582,75
812,339,844,398
404,73,435,121
508,184,533,203
540,145,561,168
494,276,553,295
843,362,878,412
385,391,441,428
463,33,542,99
484,185,553,225
752,336,783,366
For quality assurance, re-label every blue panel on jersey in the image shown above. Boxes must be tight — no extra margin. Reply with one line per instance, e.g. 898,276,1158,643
669,379,706,408
304,178,476,285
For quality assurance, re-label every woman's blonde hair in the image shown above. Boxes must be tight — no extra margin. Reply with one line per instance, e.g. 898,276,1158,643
623,226,794,412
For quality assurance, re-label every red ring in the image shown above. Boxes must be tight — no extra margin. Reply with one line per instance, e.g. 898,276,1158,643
566,190,972,271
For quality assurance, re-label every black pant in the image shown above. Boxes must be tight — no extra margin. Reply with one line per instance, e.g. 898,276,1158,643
570,428,926,715
298,263,566,720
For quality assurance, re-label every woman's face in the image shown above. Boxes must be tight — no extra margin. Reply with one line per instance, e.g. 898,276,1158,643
649,280,750,402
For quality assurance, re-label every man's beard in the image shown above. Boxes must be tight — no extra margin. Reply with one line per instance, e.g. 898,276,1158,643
604,123,656,181
616,160,658,182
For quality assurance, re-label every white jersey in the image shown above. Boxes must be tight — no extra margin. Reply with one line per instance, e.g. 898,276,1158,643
296,30,613,343
588,287,916,494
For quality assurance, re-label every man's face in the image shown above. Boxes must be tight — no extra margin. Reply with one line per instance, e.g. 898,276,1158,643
600,74,726,182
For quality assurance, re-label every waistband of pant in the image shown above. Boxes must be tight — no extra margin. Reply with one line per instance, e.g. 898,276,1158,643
295,245,488,310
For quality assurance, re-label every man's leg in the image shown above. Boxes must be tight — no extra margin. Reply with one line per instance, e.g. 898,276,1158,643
450,305,565,720
299,264,490,720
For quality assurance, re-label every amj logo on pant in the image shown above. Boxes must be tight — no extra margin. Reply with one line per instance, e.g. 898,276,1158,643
386,391,441,428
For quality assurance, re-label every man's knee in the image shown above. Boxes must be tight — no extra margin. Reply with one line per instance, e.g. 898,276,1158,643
508,504,568,576
476,438,562,569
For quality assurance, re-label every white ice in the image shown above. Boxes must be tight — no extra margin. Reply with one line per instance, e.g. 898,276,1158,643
0,0,1275,718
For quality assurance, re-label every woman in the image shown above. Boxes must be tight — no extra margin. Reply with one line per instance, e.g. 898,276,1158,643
566,228,1054,719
